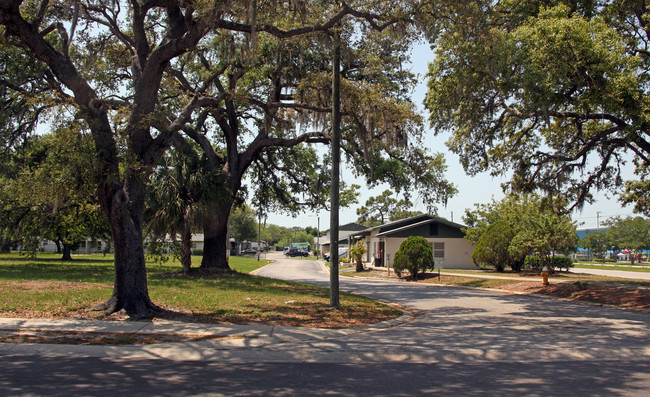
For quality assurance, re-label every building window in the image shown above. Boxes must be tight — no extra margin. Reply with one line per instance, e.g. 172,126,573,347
432,242,444,259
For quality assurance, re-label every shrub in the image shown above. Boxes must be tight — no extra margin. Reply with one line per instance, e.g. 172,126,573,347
471,221,515,272
554,257,574,271
393,236,434,280
524,256,574,272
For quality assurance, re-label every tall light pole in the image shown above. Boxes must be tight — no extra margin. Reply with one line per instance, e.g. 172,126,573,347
329,23,341,308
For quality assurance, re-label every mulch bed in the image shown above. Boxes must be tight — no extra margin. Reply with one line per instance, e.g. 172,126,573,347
495,281,650,310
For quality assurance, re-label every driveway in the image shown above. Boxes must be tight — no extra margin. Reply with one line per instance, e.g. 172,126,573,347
254,254,650,364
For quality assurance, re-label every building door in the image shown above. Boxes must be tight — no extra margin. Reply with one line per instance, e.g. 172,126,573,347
377,241,385,267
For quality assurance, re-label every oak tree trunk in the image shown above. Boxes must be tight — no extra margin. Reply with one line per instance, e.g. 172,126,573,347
200,209,233,272
61,243,73,261
93,174,160,319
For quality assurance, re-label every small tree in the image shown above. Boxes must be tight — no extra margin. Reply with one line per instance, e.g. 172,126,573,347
393,236,435,280
605,216,650,263
509,213,578,272
580,230,612,262
472,221,517,272
348,241,367,272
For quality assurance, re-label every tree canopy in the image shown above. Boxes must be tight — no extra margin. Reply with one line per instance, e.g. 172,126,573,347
0,0,455,318
424,0,650,212
356,189,428,227
464,194,577,271
0,127,109,259
604,216,650,262
580,216,650,263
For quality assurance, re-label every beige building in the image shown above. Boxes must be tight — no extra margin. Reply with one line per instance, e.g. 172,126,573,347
349,214,476,270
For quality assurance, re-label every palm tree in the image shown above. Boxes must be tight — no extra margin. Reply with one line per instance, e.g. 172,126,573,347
145,144,223,273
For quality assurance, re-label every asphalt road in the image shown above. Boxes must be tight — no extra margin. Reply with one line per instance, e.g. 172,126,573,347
2,254,650,396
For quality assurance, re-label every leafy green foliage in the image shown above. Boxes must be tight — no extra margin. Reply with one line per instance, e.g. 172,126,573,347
509,212,578,270
229,205,258,243
348,240,367,272
524,256,574,272
0,128,109,259
356,189,423,227
464,194,577,271
604,216,650,263
472,221,516,272
261,224,292,246
580,230,612,262
145,144,227,272
0,34,51,151
277,229,314,248
424,0,650,210
393,236,434,280
0,0,453,315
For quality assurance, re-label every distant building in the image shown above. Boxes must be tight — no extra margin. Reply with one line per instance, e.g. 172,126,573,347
318,222,367,254
348,214,476,269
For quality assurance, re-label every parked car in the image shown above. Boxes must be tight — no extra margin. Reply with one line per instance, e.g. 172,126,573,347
287,247,309,257
324,247,349,262
241,248,257,255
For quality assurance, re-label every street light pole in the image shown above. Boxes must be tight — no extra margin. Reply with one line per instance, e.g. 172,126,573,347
329,23,341,308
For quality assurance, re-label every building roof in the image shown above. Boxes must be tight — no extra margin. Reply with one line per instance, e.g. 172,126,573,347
322,222,367,234
349,214,466,238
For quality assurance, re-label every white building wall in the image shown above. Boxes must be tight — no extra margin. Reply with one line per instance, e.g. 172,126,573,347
380,237,476,270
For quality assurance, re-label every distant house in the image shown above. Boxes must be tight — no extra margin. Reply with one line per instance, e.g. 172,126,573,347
39,238,108,254
348,214,476,270
318,222,367,254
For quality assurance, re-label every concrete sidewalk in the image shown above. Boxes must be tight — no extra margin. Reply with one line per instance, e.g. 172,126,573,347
571,267,650,280
0,313,414,360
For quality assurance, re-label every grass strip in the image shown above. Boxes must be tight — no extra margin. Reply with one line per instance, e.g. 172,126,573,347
0,252,401,328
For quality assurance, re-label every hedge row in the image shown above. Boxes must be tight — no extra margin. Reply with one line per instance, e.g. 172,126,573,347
524,256,574,272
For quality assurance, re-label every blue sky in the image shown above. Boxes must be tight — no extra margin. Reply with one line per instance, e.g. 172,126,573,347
263,43,637,231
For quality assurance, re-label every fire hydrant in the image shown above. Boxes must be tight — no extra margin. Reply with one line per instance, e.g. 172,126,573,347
541,265,549,286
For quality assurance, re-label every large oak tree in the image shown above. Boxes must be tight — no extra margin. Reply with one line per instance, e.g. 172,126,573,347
424,0,650,212
0,1,454,319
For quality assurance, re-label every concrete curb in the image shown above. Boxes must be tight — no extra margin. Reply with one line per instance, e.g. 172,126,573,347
0,309,416,360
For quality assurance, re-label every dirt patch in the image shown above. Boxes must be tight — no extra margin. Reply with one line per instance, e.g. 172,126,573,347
0,281,110,290
496,281,650,310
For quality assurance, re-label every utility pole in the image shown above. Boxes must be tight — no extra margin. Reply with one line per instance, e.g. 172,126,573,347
257,207,261,261
329,23,341,308
257,168,262,261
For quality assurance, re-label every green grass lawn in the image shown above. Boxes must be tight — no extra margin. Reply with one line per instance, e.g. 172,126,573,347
0,252,401,327
573,263,650,273
347,266,650,289
435,268,650,287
